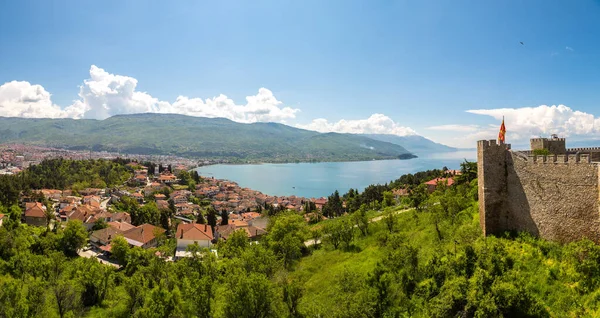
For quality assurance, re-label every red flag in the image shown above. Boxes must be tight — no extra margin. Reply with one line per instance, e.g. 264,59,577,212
498,117,506,144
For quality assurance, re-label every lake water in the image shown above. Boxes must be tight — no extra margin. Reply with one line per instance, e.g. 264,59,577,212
195,150,476,198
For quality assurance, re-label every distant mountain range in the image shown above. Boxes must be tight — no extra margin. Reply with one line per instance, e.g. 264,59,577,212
0,113,459,162
0,113,418,162
361,134,458,154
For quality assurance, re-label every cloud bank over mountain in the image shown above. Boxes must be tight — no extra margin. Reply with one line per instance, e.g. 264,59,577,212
0,65,420,138
296,114,417,136
0,65,300,123
3,65,600,147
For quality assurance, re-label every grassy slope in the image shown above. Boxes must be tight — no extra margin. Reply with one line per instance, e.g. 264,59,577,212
293,207,443,312
292,202,596,317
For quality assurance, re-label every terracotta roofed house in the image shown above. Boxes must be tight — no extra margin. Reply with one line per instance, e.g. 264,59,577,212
90,227,124,247
424,177,455,193
122,224,166,249
313,198,328,211
215,223,267,241
108,221,135,232
24,202,47,226
175,223,214,259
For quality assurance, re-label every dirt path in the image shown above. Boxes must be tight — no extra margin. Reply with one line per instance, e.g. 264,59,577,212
304,207,414,247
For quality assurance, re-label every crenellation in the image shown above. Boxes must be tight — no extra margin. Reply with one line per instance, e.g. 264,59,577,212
567,147,600,152
479,136,600,243
568,154,579,163
581,154,591,163
536,155,547,163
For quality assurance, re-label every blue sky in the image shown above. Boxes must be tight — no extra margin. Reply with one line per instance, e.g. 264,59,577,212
2,0,600,147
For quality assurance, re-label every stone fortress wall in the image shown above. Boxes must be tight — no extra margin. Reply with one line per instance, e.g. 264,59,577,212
478,137,600,243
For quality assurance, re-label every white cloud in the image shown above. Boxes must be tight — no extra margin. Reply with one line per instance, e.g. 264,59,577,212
296,113,417,136
0,81,84,118
467,105,600,139
73,65,163,119
0,65,299,123
427,105,600,148
427,124,479,132
159,88,299,123
566,46,574,52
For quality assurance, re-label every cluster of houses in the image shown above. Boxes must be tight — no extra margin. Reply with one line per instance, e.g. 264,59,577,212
10,166,282,261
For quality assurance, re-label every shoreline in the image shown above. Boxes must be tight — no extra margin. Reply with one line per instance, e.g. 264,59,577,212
191,155,420,170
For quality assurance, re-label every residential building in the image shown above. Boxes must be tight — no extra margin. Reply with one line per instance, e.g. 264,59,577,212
175,223,214,259
24,202,47,227
90,227,123,247
122,224,166,249
424,177,455,193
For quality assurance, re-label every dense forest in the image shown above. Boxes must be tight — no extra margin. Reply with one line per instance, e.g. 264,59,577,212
2,160,600,316
0,158,133,207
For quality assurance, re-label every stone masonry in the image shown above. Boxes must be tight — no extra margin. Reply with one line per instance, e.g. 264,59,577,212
477,137,600,243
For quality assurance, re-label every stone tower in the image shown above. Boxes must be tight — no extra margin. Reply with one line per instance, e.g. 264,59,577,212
530,135,566,154
477,140,511,236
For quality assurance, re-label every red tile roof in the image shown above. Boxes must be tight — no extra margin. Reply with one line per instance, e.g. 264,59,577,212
176,223,214,241
24,202,46,218
108,221,135,232
123,224,166,245
425,177,455,186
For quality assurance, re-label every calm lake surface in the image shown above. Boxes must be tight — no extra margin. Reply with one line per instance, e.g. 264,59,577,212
195,151,476,198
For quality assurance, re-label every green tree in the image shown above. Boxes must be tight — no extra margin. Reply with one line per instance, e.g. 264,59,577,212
188,180,196,192
60,220,88,256
197,211,206,224
177,171,191,185
456,160,477,184
52,279,82,318
224,272,282,318
382,190,395,208
282,278,303,318
382,209,398,233
324,219,354,249
110,235,130,264
352,205,369,236
221,210,229,225
408,184,428,211
132,201,160,226
91,218,108,231
266,213,307,268
207,207,217,229
221,229,250,259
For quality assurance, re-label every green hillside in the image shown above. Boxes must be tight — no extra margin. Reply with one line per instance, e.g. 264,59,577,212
3,165,600,316
0,114,416,162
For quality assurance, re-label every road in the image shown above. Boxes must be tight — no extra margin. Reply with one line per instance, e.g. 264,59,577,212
304,207,414,247
78,248,120,268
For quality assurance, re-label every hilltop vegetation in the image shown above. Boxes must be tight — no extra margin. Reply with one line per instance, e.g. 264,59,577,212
0,113,416,162
0,158,132,207
2,161,600,316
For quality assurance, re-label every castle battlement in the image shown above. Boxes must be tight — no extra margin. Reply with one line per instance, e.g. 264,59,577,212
478,135,600,243
477,139,511,150
567,147,600,153
530,137,566,142
524,153,592,164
